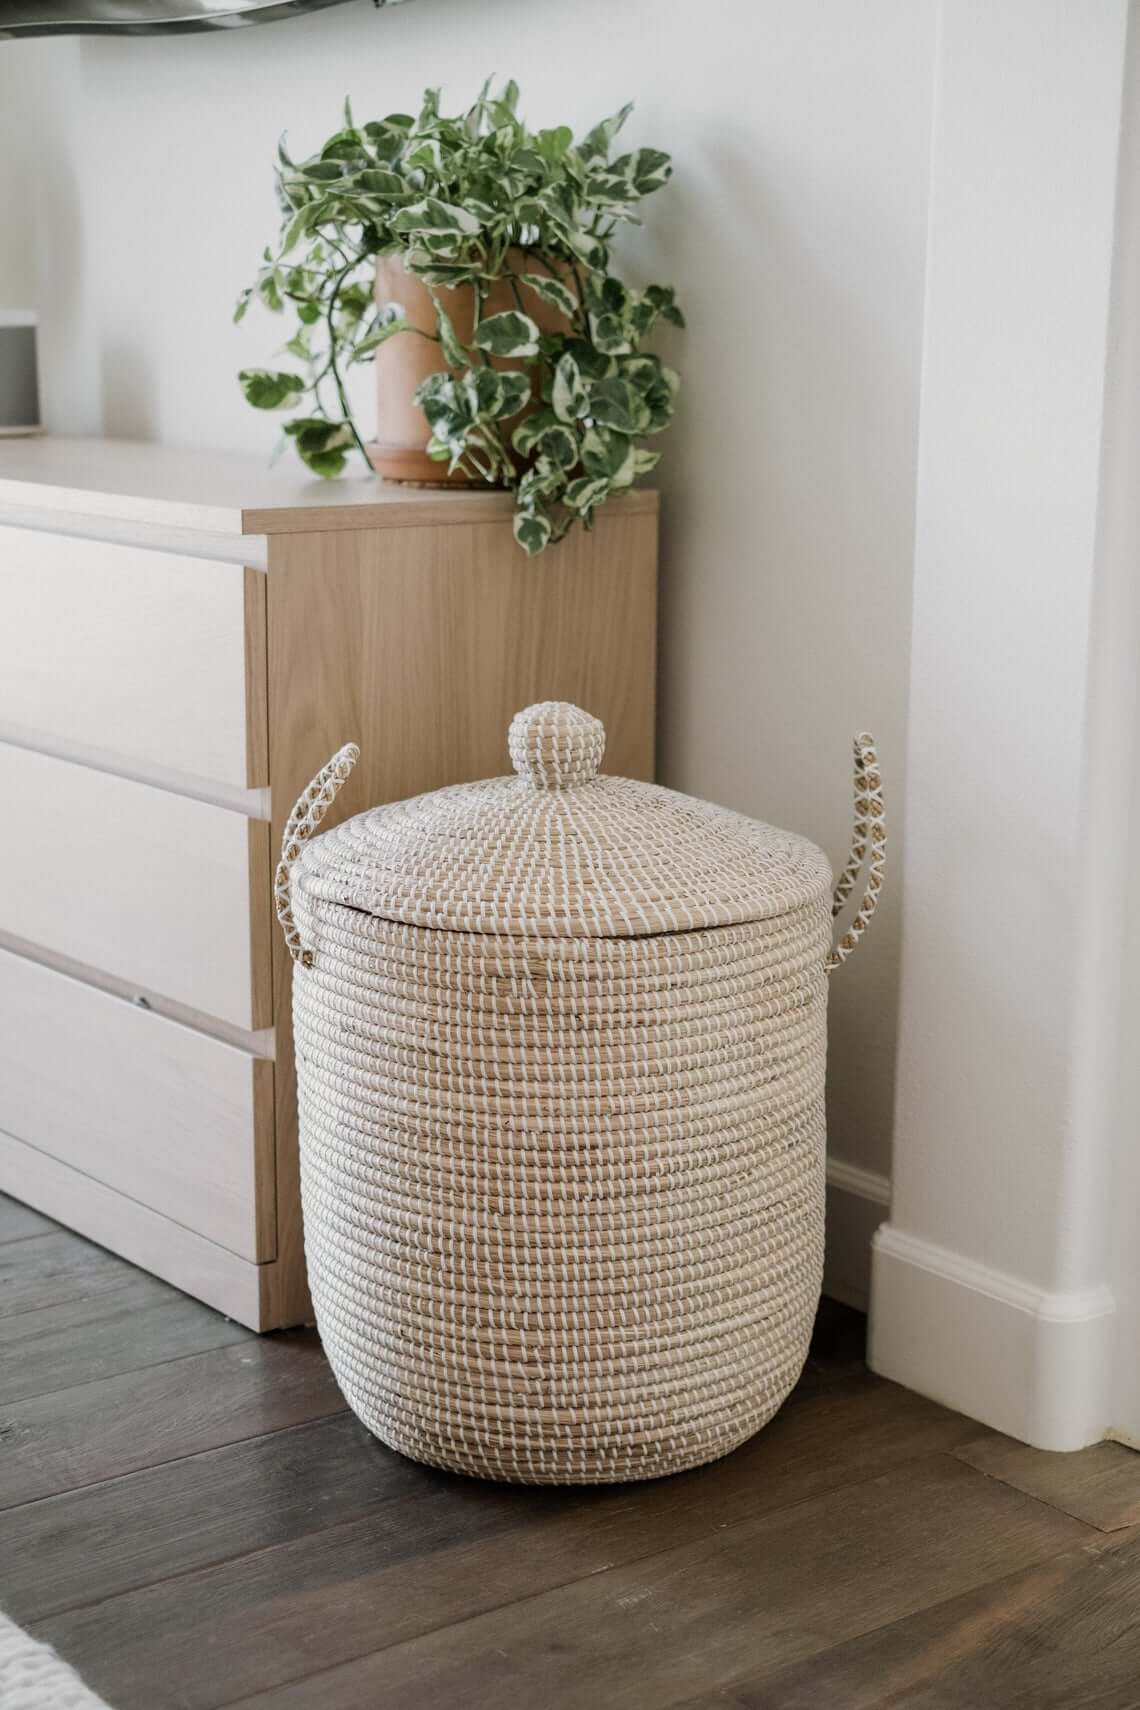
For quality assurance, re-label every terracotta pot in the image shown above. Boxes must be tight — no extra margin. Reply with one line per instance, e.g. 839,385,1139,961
368,250,571,486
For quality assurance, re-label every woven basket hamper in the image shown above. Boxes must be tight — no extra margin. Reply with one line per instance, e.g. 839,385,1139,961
275,702,885,1484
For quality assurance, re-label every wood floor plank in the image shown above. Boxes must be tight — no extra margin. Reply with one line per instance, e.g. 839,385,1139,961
0,1229,143,1316
1,1413,440,1623
0,1332,345,1510
0,1273,251,1408
206,1455,1091,1710
954,1431,1140,1532
0,1194,58,1244
676,1526,1140,1709
9,1370,966,1633
33,1441,1087,1710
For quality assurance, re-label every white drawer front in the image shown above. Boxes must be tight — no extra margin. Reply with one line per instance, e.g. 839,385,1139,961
0,948,272,1261
0,744,268,1030
0,526,263,789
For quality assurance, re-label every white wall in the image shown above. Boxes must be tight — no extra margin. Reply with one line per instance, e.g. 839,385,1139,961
870,0,1135,1449
1,1,937,1273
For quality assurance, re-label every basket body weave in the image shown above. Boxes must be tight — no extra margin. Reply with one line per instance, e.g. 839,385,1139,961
280,704,883,1485
293,908,830,1482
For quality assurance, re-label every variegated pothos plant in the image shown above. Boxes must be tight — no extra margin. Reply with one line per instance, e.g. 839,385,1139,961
236,80,682,554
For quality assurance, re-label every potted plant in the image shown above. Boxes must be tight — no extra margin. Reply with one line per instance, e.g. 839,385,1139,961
236,80,683,553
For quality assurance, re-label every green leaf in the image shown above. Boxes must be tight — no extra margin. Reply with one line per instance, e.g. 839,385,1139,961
256,271,284,313
320,128,365,162
520,273,578,317
563,226,609,273
627,147,673,195
238,368,306,410
355,168,407,198
495,371,532,418
350,317,409,361
282,417,355,477
512,409,577,468
405,137,447,176
564,475,611,514
622,356,680,431
633,447,662,475
588,312,632,356
300,160,346,183
584,166,634,206
579,101,633,163
363,120,410,163
536,125,573,163
644,283,685,328
472,310,541,358
336,281,374,324
462,365,504,418
551,353,588,422
580,425,633,480
280,200,318,254
589,375,651,435
418,85,442,126
233,287,253,325
562,337,616,382
415,371,473,433
391,196,482,238
519,459,568,505
434,299,468,368
512,406,559,455
514,510,553,555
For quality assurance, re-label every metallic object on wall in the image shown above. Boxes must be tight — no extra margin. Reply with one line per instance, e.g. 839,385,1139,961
0,314,41,436
0,0,405,36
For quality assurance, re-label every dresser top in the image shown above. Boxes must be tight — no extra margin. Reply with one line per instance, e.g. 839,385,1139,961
0,437,658,538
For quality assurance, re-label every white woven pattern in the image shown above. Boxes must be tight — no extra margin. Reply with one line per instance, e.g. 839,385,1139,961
294,704,832,941
508,700,606,789
279,704,884,1483
0,1609,112,1710
826,733,885,970
292,908,830,1482
275,743,360,966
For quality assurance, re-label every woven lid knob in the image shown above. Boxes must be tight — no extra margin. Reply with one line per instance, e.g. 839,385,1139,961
509,702,606,791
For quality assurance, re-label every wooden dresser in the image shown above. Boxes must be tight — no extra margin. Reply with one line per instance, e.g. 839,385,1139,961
0,439,658,1328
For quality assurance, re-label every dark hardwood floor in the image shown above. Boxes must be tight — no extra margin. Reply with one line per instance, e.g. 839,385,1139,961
2,1191,1140,1709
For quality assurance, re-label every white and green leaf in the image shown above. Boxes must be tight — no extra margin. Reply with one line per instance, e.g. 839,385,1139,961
552,353,588,423
513,509,553,555
520,273,578,318
471,310,541,358
588,375,651,435
390,195,482,237
238,368,306,410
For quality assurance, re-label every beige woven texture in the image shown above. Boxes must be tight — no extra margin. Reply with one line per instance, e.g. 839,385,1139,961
277,703,884,1483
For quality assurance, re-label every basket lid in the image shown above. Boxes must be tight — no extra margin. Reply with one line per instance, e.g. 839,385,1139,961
293,701,832,940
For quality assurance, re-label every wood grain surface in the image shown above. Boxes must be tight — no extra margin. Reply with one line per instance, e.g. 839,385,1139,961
2,1192,1138,1710
264,503,658,1325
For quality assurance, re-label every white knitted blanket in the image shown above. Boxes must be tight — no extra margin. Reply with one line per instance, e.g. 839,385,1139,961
0,1609,112,1709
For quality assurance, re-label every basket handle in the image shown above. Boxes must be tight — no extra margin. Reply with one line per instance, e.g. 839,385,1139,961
274,743,360,967
826,732,885,973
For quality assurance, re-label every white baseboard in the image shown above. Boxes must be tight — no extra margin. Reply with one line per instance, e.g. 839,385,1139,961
823,1156,890,1311
869,1223,1116,1450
